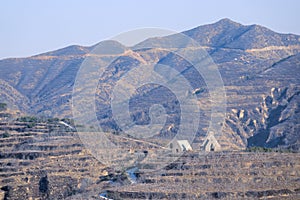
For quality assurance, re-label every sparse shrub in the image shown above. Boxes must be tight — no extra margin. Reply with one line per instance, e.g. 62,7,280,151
47,118,59,123
0,113,12,118
39,175,49,193
0,103,7,111
1,131,10,138
112,130,121,135
27,122,36,128
246,146,272,152
17,116,39,123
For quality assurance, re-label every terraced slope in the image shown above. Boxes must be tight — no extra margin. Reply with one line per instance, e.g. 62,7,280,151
0,120,107,200
106,152,300,200
0,116,299,199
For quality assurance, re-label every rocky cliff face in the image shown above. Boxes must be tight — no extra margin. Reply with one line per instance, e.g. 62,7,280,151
223,86,300,150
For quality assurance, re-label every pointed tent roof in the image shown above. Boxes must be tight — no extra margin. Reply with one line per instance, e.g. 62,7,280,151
201,133,221,151
176,140,193,151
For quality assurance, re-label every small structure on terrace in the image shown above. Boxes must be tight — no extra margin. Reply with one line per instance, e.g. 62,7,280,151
169,139,193,153
200,133,221,152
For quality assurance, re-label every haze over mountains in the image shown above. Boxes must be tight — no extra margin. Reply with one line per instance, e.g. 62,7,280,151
0,18,299,150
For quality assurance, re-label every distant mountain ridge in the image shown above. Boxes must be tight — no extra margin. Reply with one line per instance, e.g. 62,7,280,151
136,18,300,51
184,18,300,49
0,18,299,150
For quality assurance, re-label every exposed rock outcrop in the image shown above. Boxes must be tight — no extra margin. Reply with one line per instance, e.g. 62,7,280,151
223,86,300,150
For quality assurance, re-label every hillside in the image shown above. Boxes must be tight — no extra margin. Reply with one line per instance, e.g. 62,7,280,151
0,114,298,199
0,18,300,200
0,19,299,150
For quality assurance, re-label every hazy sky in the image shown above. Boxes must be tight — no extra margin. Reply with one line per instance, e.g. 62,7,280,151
1,0,299,59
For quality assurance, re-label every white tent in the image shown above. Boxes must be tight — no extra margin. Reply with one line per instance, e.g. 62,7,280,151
200,133,221,152
169,139,193,153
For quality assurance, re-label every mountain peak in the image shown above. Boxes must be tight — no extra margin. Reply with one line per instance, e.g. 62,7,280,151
183,18,300,50
215,18,241,26
37,45,91,57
